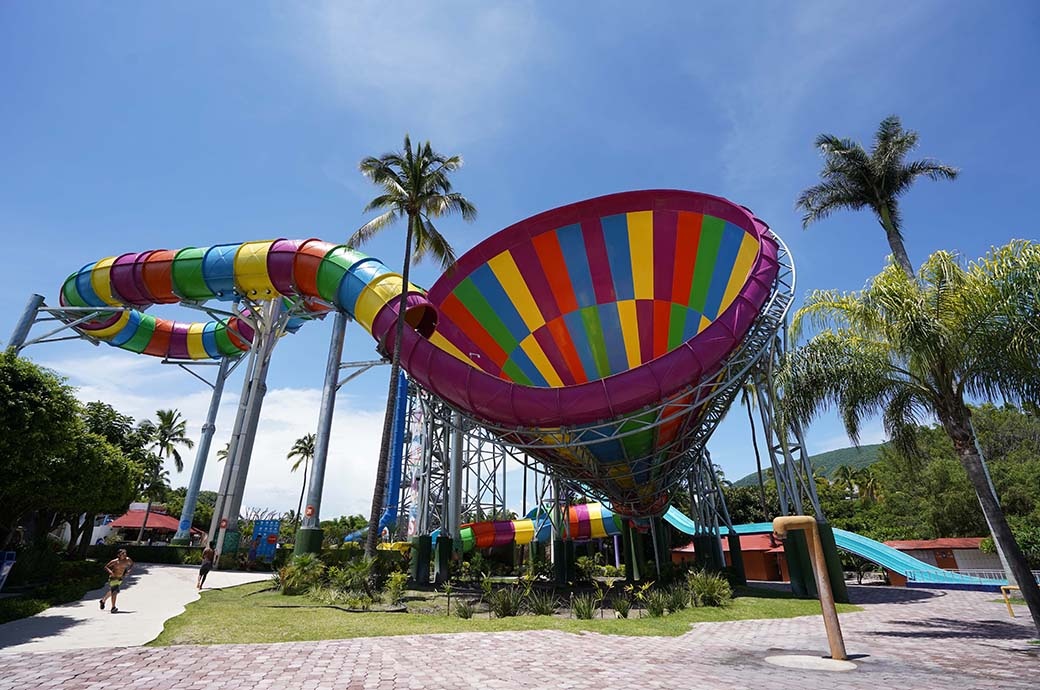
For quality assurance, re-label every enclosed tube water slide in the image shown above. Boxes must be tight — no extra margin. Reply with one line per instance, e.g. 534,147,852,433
57,190,783,522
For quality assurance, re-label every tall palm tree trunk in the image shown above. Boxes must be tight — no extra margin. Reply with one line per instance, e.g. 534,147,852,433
365,215,416,557
941,402,1040,633
745,395,768,519
295,458,309,528
136,499,152,544
877,206,915,279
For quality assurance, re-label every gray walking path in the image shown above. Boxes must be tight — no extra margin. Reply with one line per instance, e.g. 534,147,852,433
0,580,1037,689
0,563,269,653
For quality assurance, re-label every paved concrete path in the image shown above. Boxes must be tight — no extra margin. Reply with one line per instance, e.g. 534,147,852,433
0,563,269,653
0,584,1036,689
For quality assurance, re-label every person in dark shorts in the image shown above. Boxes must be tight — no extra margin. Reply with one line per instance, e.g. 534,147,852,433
197,541,216,590
100,549,134,613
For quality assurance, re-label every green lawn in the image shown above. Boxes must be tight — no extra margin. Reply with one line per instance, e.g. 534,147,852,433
150,582,861,646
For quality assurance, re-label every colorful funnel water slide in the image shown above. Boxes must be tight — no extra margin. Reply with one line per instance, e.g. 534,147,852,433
709,521,1005,589
400,190,781,517
457,502,623,552
58,190,781,520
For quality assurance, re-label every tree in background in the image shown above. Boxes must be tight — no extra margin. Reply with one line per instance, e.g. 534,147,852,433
136,409,194,543
797,115,958,279
834,465,858,499
779,241,1040,633
0,352,81,548
288,433,316,529
351,135,476,557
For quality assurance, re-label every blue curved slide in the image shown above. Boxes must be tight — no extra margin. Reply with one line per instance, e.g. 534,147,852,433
663,508,1005,589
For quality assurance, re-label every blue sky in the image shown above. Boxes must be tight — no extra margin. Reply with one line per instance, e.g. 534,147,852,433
1,2,1037,518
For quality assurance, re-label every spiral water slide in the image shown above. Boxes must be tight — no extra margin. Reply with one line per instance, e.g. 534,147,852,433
58,190,783,520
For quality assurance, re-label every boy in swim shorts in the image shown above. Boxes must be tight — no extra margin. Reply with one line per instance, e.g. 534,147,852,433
100,549,134,613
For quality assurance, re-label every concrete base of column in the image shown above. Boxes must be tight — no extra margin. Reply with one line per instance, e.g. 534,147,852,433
294,528,324,556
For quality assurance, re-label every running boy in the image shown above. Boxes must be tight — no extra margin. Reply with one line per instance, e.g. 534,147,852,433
100,549,134,613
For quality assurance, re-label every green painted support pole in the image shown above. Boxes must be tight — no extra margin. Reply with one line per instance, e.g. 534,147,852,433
410,535,431,585
783,529,817,598
726,532,747,586
434,535,452,585
294,528,323,556
621,522,637,583
817,523,849,604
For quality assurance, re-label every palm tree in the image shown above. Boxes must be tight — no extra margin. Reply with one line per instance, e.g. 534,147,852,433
796,115,958,279
834,465,857,499
288,433,316,528
216,442,230,462
777,241,1040,634
350,135,476,557
136,409,194,543
855,467,880,503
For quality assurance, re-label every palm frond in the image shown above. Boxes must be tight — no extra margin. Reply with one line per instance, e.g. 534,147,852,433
350,210,400,248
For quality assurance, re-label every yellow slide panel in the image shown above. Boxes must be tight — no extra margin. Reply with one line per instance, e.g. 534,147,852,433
234,240,277,297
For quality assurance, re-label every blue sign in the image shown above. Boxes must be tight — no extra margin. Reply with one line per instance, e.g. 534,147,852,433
179,519,191,532
251,519,280,562
0,552,15,592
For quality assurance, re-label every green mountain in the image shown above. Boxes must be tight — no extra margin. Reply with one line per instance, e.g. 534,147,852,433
731,443,886,487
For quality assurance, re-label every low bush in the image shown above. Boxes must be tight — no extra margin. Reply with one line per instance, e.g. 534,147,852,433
571,593,598,620
525,589,557,616
666,585,690,612
279,554,326,595
6,545,62,587
688,570,732,607
329,557,378,596
0,598,49,625
454,599,476,619
611,594,631,619
488,586,524,618
645,590,669,618
384,571,408,606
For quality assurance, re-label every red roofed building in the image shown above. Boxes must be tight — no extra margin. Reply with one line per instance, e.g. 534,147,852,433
883,537,1000,572
672,533,790,582
108,510,203,544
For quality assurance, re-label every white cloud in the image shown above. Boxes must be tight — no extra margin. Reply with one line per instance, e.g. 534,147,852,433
280,1,550,146
42,354,385,520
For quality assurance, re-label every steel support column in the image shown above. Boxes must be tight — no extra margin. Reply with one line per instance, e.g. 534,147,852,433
295,311,348,554
173,356,231,544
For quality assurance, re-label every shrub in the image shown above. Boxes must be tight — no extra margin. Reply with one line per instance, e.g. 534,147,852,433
455,599,476,619
345,591,374,611
280,554,326,595
488,586,524,618
0,598,48,625
308,584,349,606
6,546,62,587
666,585,690,612
572,593,598,620
575,554,602,583
645,590,669,617
385,571,408,606
525,589,557,616
479,573,493,600
180,550,203,566
329,557,377,596
688,570,732,607
611,594,631,619
603,565,619,578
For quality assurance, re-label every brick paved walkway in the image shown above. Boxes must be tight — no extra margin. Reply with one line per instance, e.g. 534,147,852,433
0,585,1036,689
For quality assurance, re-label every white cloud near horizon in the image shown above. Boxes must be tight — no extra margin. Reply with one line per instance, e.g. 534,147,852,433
42,353,385,520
